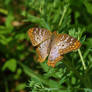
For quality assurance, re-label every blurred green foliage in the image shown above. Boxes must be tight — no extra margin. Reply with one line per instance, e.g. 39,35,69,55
0,0,92,92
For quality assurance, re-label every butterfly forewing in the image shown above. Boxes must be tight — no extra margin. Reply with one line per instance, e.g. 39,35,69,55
48,33,81,67
56,34,81,54
36,39,51,62
28,28,52,46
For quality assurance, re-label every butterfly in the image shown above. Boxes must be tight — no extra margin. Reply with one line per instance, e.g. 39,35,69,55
28,28,81,67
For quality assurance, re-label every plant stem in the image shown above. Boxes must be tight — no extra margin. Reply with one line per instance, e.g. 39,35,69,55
5,79,9,92
78,49,87,70
59,5,68,26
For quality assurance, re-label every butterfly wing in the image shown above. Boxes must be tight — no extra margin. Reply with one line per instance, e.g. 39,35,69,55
47,32,81,67
47,32,64,67
36,39,51,62
56,34,81,54
28,28,52,46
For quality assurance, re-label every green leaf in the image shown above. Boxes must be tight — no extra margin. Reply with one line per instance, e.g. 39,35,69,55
69,28,78,38
0,8,8,15
2,59,17,72
85,38,92,48
84,88,92,92
24,14,50,30
80,35,86,44
15,83,26,91
71,77,76,85
5,0,12,5
84,2,92,15
15,33,26,40
0,36,12,45
5,13,14,30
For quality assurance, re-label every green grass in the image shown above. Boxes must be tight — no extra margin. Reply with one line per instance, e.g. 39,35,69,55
0,0,92,92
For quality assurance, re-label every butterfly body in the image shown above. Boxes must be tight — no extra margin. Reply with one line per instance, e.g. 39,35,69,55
28,28,81,67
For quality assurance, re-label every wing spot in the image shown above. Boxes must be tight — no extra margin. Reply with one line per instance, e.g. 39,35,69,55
62,44,64,46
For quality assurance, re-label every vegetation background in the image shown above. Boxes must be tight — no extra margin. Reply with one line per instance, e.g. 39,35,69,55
0,0,92,92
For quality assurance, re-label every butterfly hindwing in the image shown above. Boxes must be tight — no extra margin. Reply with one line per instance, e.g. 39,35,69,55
47,32,64,67
28,28,52,46
48,33,81,67
36,39,51,62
